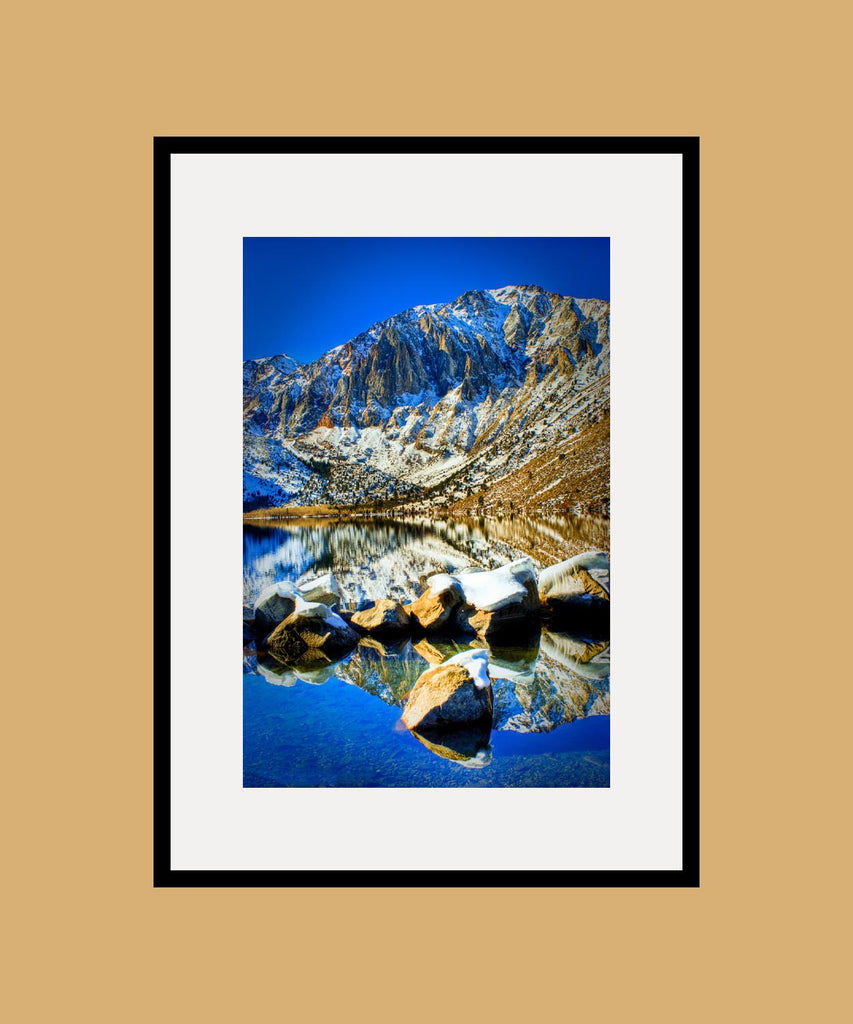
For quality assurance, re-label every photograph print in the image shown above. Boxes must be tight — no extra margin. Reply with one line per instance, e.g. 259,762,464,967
242,236,611,787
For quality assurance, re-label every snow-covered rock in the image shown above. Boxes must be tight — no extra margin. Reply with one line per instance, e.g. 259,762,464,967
440,648,492,689
252,574,345,637
404,558,541,639
266,595,359,662
453,557,538,611
538,551,610,603
297,571,343,610
455,558,541,639
401,649,493,730
253,582,300,635
243,604,257,643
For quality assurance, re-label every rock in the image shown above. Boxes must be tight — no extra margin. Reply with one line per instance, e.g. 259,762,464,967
243,604,257,643
454,558,541,639
538,552,610,636
455,558,539,611
253,582,299,636
266,596,359,662
401,649,493,730
407,560,540,638
538,551,610,604
405,574,463,631
252,574,345,638
297,572,343,610
350,599,411,636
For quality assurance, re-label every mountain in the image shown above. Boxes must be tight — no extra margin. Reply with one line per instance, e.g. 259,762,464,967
243,284,610,515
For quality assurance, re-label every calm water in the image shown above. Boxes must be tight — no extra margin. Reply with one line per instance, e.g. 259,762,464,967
243,515,610,787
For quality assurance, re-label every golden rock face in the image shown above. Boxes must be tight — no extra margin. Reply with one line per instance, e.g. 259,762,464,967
401,663,493,732
350,599,411,635
405,584,462,630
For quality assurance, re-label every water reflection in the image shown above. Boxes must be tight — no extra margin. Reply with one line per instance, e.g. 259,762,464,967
243,514,610,784
245,625,609,738
244,514,609,609
410,721,493,767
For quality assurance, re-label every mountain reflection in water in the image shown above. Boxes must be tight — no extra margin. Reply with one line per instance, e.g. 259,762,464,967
243,515,610,788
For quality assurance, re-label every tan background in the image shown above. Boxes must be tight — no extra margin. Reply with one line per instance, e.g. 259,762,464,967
5,1,847,1021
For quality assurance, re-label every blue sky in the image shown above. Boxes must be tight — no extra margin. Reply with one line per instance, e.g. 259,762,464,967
243,237,609,363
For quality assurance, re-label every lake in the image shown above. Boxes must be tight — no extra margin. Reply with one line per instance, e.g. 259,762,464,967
243,514,610,787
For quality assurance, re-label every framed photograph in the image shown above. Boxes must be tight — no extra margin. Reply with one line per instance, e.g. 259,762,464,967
155,136,698,886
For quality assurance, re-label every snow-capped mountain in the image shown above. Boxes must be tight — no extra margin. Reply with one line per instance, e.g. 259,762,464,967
243,284,609,512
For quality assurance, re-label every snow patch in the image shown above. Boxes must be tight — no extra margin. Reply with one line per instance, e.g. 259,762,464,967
288,594,351,631
424,572,462,597
452,557,536,611
442,648,491,689
252,581,299,614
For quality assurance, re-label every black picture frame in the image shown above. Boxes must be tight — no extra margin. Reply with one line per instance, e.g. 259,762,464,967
154,135,699,888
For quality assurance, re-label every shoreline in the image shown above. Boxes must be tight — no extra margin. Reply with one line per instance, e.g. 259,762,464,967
243,507,611,525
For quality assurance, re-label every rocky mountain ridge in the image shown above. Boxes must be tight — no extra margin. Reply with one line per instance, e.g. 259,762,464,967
243,284,610,514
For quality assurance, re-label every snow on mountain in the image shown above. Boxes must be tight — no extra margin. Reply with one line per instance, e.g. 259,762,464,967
243,285,609,512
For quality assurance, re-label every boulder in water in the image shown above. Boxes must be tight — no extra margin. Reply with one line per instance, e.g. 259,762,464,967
243,604,257,643
454,558,541,639
253,582,300,636
266,596,359,661
405,574,464,632
538,552,610,635
401,649,493,730
350,599,411,636
538,551,610,604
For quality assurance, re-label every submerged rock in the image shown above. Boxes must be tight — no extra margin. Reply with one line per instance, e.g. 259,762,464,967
266,596,359,661
350,599,411,636
401,649,493,731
